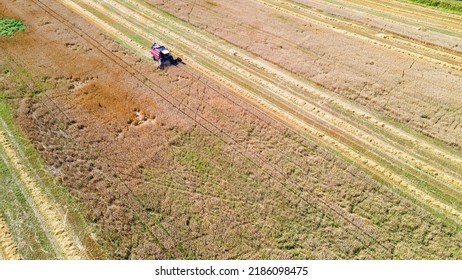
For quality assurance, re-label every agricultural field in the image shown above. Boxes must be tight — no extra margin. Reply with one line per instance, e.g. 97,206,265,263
0,0,461,259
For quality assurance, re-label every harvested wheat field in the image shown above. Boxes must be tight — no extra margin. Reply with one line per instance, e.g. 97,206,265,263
0,0,461,260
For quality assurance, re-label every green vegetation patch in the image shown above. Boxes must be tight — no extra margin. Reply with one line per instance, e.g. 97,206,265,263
0,18,26,37
404,0,462,14
205,1,220,7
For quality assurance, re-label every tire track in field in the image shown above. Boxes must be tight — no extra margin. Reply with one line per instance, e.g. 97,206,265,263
57,0,462,225
255,0,462,71
0,121,86,260
0,214,20,260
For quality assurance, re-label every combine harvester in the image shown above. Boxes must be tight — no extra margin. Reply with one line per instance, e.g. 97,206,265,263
150,42,182,69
